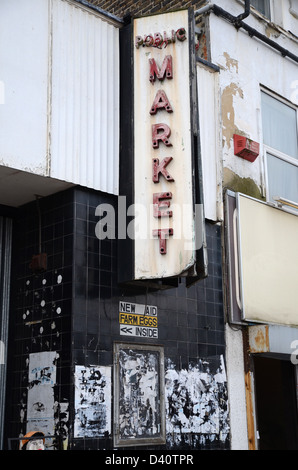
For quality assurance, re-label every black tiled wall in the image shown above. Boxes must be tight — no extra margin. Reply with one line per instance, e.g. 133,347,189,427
72,188,225,367
4,187,228,450
5,189,74,448
71,188,227,450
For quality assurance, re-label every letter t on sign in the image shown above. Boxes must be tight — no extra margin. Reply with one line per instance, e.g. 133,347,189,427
152,228,174,254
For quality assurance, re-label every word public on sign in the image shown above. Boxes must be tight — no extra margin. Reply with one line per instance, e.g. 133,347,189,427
133,10,197,281
134,28,187,49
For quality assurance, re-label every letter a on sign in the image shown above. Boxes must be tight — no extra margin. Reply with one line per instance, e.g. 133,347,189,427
150,90,173,115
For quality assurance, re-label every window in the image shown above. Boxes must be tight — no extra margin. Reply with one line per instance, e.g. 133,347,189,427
113,343,165,447
251,0,271,18
261,91,298,206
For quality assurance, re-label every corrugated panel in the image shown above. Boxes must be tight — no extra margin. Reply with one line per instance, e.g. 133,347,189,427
50,0,120,195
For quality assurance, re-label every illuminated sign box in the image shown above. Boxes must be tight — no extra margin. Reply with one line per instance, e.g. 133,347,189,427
226,191,298,327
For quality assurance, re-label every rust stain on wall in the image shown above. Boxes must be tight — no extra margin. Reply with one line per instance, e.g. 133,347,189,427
248,325,269,353
221,83,243,149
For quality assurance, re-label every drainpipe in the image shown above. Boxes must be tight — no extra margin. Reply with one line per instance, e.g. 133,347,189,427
194,3,215,17
234,0,250,27
194,1,251,26
195,0,250,21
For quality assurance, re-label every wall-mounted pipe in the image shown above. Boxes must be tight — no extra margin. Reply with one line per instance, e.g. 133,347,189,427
194,1,298,65
234,0,250,25
194,2,251,26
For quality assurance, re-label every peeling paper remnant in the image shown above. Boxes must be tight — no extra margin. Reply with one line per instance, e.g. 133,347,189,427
74,365,111,438
26,351,58,438
165,355,229,445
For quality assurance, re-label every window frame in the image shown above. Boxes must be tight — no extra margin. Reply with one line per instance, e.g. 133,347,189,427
250,0,272,19
261,89,298,206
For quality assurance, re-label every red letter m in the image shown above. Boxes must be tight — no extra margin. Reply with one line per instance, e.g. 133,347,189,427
149,55,173,84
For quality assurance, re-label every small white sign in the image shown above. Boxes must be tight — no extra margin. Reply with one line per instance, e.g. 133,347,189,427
119,302,158,338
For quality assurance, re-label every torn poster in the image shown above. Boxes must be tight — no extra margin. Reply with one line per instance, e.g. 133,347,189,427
74,365,111,438
165,355,230,444
115,346,165,444
26,351,58,439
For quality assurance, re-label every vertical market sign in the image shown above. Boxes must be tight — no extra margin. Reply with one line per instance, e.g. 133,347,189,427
133,10,199,280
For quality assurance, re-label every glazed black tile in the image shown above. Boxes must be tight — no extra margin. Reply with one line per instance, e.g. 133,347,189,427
63,248,73,267
74,189,89,205
100,239,112,257
54,222,64,239
51,252,63,268
76,219,88,236
63,218,74,236
206,345,217,357
88,268,99,285
177,312,188,327
53,283,63,301
87,283,99,299
177,341,188,357
75,234,87,252
75,249,87,268
100,271,111,287
76,203,87,220
87,252,99,269
87,236,99,253
74,281,87,299
53,237,64,253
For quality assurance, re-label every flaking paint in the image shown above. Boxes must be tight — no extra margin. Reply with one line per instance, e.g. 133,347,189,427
221,83,244,150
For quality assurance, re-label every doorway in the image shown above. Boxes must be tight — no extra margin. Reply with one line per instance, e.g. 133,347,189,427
253,356,298,450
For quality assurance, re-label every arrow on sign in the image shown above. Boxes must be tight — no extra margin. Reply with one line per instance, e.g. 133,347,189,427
120,327,133,334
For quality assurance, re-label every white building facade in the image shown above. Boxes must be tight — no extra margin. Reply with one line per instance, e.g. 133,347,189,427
196,0,298,450
0,0,298,451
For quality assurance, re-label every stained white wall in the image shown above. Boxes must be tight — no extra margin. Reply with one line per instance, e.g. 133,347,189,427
197,0,298,220
0,0,120,200
225,325,249,450
0,0,49,175
197,0,298,451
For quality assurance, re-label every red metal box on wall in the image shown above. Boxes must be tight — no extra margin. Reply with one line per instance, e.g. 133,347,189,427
233,134,259,162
